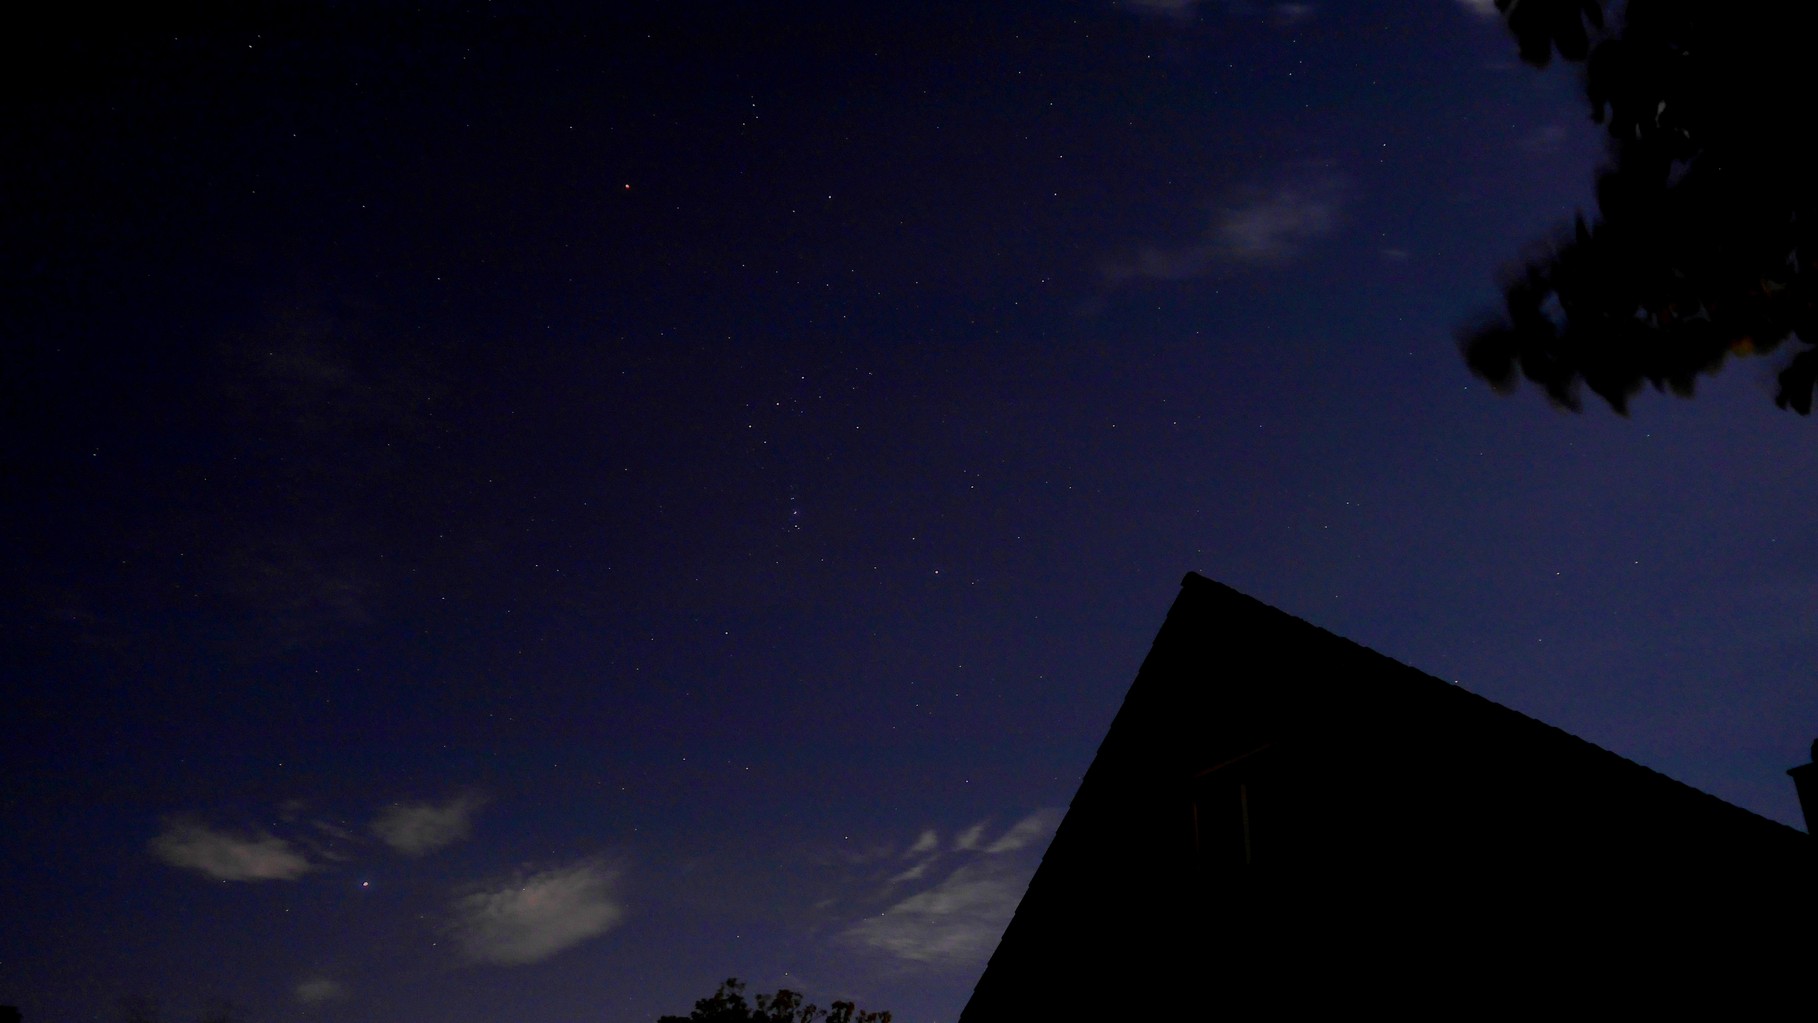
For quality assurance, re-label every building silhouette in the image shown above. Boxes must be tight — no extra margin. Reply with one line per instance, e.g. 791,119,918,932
960,574,1816,1016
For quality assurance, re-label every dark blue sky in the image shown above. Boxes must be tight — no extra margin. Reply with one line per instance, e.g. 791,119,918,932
7,2,1815,1020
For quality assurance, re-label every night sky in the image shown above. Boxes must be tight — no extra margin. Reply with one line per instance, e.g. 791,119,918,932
7,2,1817,1020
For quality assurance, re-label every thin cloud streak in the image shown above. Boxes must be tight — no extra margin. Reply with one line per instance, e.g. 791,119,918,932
1127,0,1201,15
982,808,1062,854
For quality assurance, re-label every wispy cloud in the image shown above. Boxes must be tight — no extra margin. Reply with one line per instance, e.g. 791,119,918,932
1125,1,1315,25
1126,0,1203,17
841,860,1029,966
1520,122,1570,155
839,810,1060,970
293,978,347,1004
982,809,1061,854
1212,179,1343,262
196,295,450,653
952,822,987,851
1456,0,1499,18
450,860,625,965
150,819,314,881
1271,3,1316,26
371,793,487,856
1104,167,1346,283
887,860,932,885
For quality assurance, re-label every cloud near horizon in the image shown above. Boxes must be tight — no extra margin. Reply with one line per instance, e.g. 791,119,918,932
371,793,487,856
450,860,626,965
150,819,314,881
839,809,1061,969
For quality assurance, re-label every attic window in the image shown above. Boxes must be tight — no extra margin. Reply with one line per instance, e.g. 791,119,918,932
1190,744,1274,870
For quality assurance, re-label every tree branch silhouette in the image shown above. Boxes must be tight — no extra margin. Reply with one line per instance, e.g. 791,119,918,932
1462,0,1818,413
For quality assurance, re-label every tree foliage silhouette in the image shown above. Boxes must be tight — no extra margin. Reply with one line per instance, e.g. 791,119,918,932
657,978,890,1023
1462,0,1818,413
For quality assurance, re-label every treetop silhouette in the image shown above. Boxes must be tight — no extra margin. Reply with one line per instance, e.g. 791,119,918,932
658,979,891,1023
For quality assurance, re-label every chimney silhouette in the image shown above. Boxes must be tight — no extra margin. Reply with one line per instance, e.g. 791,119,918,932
1790,739,1818,835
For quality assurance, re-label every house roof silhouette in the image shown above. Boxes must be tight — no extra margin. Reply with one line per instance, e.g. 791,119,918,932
959,573,1814,1016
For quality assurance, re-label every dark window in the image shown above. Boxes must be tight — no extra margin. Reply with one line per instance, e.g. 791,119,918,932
1190,744,1275,871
